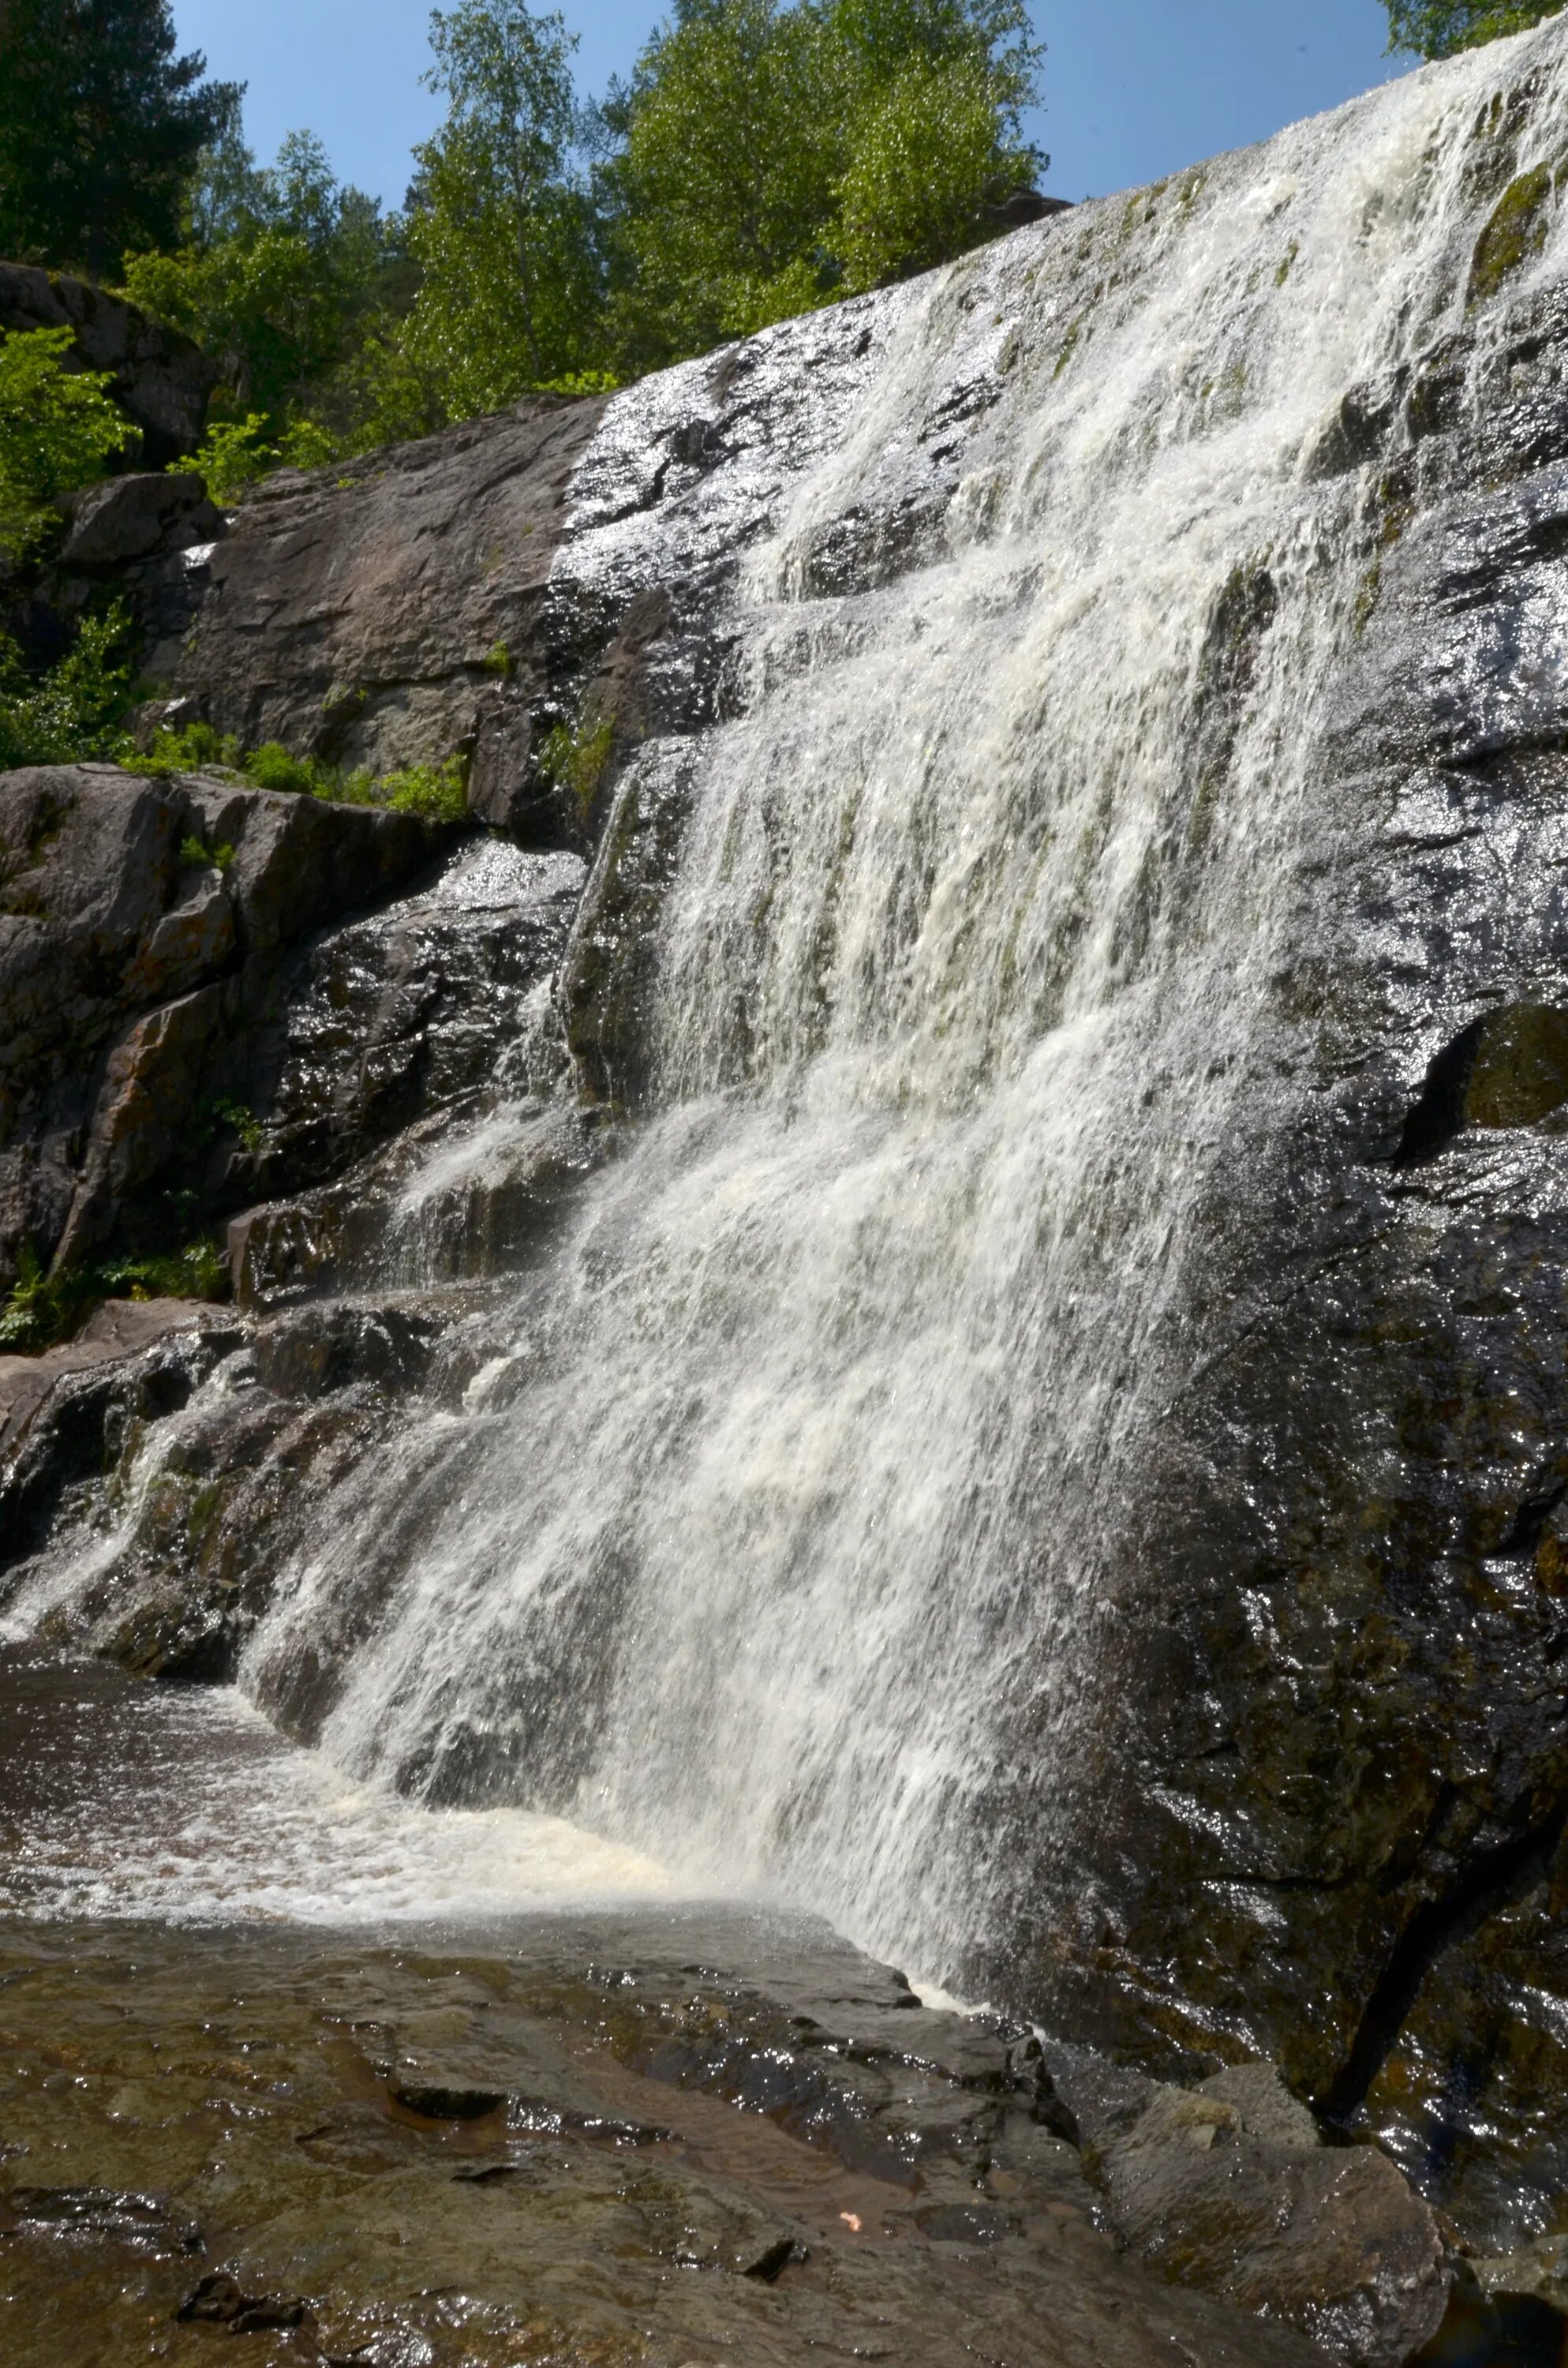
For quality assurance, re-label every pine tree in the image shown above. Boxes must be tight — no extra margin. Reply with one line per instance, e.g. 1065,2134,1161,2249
0,0,239,278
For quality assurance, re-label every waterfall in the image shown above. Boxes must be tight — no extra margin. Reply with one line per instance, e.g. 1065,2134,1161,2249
95,31,1568,1983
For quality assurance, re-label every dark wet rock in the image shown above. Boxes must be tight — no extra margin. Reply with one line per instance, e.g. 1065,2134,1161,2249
3,2185,202,2254
982,189,1075,230
0,1310,242,1580
0,1903,1329,2368
0,263,215,466
177,2269,309,2329
0,763,456,1283
1050,2051,1447,2367
979,183,1568,2276
250,1301,440,1402
559,744,695,1107
0,1295,216,1438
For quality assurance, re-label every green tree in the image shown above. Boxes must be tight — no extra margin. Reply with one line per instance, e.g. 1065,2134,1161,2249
0,0,238,277
602,0,1043,369
1384,0,1562,54
121,128,406,442
391,0,611,422
0,324,137,556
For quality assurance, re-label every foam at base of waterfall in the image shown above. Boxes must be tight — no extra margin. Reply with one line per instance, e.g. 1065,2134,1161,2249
0,1654,682,1928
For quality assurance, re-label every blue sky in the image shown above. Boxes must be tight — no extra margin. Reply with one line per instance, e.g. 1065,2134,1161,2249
171,2,1408,212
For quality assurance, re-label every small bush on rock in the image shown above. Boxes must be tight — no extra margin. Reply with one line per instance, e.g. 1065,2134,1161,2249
169,413,278,506
0,605,134,768
125,719,245,777
540,711,615,816
0,1236,229,1354
378,755,469,823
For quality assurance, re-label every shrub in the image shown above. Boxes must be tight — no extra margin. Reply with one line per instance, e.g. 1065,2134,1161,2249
112,718,470,822
539,710,615,815
1384,1,1564,54
169,412,278,505
0,1235,228,1354
123,718,245,777
242,739,335,795
0,326,139,557
378,755,469,822
178,832,234,871
0,605,133,769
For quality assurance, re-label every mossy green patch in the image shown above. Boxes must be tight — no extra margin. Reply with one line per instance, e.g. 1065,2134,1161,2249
540,710,616,819
1468,163,1555,308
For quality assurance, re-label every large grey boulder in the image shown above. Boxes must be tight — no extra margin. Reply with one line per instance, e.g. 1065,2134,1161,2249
1050,2052,1448,2368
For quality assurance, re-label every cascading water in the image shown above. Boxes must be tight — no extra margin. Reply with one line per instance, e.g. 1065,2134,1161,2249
31,28,1568,1993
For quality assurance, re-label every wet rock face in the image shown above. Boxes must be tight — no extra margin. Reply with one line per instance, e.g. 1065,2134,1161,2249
0,1891,1330,2368
1049,2052,1448,2368
1010,269,1568,2249
0,763,455,1283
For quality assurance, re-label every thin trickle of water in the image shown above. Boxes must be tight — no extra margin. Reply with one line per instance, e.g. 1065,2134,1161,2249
63,32,1568,1977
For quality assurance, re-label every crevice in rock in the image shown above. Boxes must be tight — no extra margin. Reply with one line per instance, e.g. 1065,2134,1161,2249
1316,1793,1568,2126
1497,1484,1566,1558
1392,1017,1488,1166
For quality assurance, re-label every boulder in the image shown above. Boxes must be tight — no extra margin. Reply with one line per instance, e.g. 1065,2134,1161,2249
1050,2051,1448,2368
57,473,222,571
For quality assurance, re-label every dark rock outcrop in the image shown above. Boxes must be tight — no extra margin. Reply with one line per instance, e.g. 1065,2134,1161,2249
155,397,612,834
0,762,455,1283
0,262,215,467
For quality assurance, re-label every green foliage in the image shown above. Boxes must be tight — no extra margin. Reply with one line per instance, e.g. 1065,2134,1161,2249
836,51,1008,294
0,1235,228,1355
602,0,1043,365
207,1096,263,1153
1385,0,1562,53
123,718,243,777
378,756,470,822
0,328,139,558
389,2,612,423
168,412,278,504
540,710,616,815
0,605,133,770
115,721,469,822
177,832,234,871
242,739,337,796
0,0,238,277
279,418,337,470
121,127,409,450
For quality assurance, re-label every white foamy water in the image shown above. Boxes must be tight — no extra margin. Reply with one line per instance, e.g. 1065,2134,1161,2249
0,1662,679,1926
239,26,1568,1978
